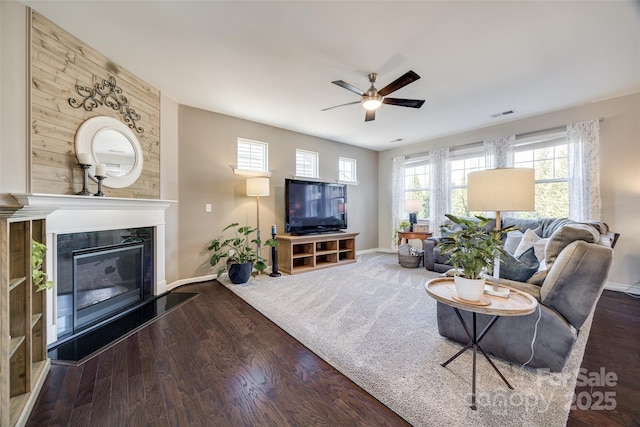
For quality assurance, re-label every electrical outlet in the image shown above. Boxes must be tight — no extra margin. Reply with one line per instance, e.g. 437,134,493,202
205,203,212,212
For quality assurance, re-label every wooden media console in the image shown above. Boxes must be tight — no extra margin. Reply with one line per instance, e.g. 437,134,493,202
276,232,358,275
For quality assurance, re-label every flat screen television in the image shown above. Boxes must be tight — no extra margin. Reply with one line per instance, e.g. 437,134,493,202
285,179,347,235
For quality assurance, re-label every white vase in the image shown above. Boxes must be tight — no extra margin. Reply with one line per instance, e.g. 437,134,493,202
454,275,485,302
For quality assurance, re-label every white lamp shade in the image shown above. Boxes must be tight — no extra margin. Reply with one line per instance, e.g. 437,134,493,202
404,199,422,213
467,168,535,211
246,177,270,197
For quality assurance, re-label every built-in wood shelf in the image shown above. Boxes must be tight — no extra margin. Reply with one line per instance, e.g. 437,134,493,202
8,337,25,358
9,278,26,292
1,208,50,426
31,314,42,328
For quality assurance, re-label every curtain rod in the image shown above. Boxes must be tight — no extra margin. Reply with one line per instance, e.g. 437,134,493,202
405,117,604,160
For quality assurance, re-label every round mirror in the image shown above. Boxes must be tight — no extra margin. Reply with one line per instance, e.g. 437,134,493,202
93,129,136,177
74,116,144,188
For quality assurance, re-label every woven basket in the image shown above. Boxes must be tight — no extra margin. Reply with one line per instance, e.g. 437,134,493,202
398,254,421,268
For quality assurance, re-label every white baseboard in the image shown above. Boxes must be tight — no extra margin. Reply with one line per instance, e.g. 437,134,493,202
604,281,637,293
357,247,395,254
166,274,217,291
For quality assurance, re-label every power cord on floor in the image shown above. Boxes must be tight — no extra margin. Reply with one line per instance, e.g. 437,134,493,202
521,303,542,369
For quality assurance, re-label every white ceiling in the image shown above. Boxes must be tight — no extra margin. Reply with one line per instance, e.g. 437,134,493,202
23,1,640,151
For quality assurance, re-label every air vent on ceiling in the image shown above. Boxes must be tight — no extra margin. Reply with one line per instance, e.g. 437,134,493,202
389,138,404,144
490,110,515,118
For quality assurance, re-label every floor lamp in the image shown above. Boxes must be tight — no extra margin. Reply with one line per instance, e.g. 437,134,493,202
246,177,270,267
467,168,535,292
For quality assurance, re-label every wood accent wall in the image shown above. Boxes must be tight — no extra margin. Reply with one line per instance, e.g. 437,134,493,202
30,11,161,199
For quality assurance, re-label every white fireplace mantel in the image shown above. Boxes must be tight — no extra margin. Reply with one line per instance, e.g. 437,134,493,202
12,193,173,210
12,193,176,344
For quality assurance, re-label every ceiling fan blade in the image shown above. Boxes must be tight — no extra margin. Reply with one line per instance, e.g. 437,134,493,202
377,70,420,97
321,100,361,111
332,80,365,96
383,98,425,108
365,109,375,122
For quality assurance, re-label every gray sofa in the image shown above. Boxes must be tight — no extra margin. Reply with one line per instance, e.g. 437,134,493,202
428,217,617,371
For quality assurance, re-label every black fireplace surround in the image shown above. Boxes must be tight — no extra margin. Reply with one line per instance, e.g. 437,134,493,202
55,227,154,342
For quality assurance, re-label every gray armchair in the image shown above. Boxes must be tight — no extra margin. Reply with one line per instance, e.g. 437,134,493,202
435,222,615,372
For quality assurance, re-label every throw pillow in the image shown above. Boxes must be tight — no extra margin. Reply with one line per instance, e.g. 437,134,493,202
527,224,599,285
513,228,541,258
504,230,523,255
398,243,411,256
499,247,539,282
533,238,549,262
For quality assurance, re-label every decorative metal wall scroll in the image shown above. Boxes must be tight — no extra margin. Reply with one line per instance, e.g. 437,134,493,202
68,76,144,134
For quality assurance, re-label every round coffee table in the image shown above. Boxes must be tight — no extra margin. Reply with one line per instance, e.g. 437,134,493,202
425,277,538,410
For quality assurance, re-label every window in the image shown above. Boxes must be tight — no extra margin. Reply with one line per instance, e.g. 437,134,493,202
404,157,430,220
295,149,319,178
398,131,569,224
237,138,268,173
449,147,487,217
338,157,357,183
514,133,568,218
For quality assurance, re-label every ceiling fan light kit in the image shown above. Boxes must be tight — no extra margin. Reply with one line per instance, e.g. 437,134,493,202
324,70,426,121
362,95,382,111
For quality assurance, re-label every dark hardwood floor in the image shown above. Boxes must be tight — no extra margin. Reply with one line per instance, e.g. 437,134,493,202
27,283,639,426
27,281,410,427
567,290,640,427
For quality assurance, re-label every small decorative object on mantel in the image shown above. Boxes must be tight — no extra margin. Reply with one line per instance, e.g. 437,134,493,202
76,152,92,196
94,163,107,197
68,75,144,134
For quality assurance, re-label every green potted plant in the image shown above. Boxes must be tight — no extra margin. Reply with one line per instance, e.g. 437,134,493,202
393,220,412,243
32,240,53,292
208,223,279,284
436,214,517,301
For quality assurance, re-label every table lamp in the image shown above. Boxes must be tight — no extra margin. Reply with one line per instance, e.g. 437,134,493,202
405,199,423,231
467,168,534,292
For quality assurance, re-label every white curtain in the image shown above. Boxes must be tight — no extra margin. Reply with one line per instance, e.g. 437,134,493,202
483,135,516,218
391,155,405,249
484,135,515,168
429,148,450,236
567,120,601,221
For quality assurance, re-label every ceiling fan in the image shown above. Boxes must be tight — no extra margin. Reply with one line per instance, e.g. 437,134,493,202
322,70,425,122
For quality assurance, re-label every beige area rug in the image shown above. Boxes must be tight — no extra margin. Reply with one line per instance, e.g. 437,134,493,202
219,252,590,426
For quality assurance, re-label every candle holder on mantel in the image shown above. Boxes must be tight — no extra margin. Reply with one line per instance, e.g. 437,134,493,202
76,163,92,196
94,175,107,197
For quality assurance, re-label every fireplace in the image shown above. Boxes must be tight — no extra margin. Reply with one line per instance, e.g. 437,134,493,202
11,193,173,346
56,227,154,340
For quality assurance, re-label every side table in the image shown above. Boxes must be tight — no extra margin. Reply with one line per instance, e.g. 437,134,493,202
424,277,538,410
397,230,432,250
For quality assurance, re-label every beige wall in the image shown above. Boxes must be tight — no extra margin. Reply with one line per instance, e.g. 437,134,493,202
160,94,180,284
30,11,161,198
177,105,378,279
0,1,29,203
379,92,640,287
